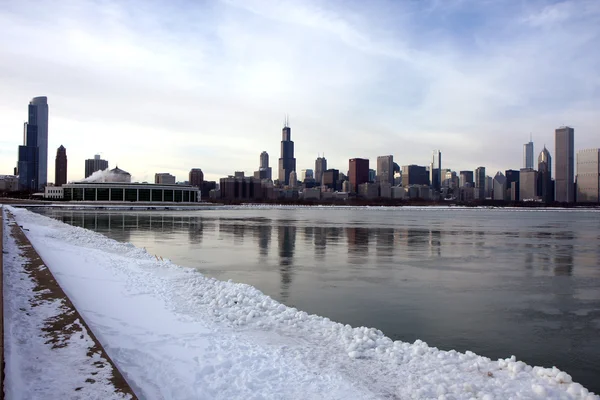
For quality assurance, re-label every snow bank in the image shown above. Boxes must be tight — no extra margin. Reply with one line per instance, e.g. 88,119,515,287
7,206,599,400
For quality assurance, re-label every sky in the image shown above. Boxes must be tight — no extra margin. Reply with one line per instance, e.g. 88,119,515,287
1,0,599,183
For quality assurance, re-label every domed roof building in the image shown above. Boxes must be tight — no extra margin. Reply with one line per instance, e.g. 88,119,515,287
107,166,131,183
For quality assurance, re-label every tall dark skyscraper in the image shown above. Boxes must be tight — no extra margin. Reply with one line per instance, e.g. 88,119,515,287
505,169,520,201
475,166,486,199
278,118,296,185
85,154,109,178
17,96,48,191
429,150,442,191
315,156,327,185
555,126,574,203
18,121,39,191
55,145,67,187
29,97,48,189
349,158,369,193
537,146,553,203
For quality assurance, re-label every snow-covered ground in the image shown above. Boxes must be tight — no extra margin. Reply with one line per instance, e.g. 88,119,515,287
2,209,132,399
5,205,598,399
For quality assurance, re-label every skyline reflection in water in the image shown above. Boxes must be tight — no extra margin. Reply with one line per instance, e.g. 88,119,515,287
35,207,600,393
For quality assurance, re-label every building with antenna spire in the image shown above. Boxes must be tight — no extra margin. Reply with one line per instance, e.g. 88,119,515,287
278,116,296,185
315,155,327,185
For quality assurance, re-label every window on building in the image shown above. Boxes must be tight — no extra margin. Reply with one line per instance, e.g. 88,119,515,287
151,189,162,202
73,188,83,201
111,188,124,201
139,189,151,201
125,188,137,202
84,188,95,200
97,188,109,201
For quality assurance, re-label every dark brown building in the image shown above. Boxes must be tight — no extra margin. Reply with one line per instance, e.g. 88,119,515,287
55,145,67,186
402,165,429,187
220,177,263,201
189,168,204,187
349,158,369,193
322,169,339,190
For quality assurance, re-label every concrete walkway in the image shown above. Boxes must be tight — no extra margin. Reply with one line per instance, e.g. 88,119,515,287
1,206,137,399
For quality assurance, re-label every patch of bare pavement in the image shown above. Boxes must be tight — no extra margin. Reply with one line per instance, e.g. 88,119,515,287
2,208,137,399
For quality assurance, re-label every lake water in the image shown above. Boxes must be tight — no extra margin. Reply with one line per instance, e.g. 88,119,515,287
34,206,600,393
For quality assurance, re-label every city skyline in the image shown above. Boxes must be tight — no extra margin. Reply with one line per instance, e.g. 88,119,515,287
1,0,600,182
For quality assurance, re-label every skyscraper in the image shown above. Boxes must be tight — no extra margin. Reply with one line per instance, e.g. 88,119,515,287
368,169,376,183
519,169,538,201
322,169,339,190
576,149,600,203
18,121,39,191
189,168,204,187
349,158,369,193
505,169,520,201
29,97,49,190
85,154,109,178
523,138,534,169
475,167,486,199
402,165,429,187
17,97,48,191
492,171,506,201
459,171,474,187
55,145,67,187
260,151,269,169
429,150,442,191
538,146,553,203
257,151,272,181
555,126,574,203
278,119,296,185
377,155,394,185
315,156,327,185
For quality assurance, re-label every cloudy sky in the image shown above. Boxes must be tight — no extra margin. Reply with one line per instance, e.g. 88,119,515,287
1,0,599,183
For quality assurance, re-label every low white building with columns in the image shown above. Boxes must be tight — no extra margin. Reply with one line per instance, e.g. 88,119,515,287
61,182,200,203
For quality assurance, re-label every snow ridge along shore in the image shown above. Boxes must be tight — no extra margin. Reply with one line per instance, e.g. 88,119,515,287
7,206,598,400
